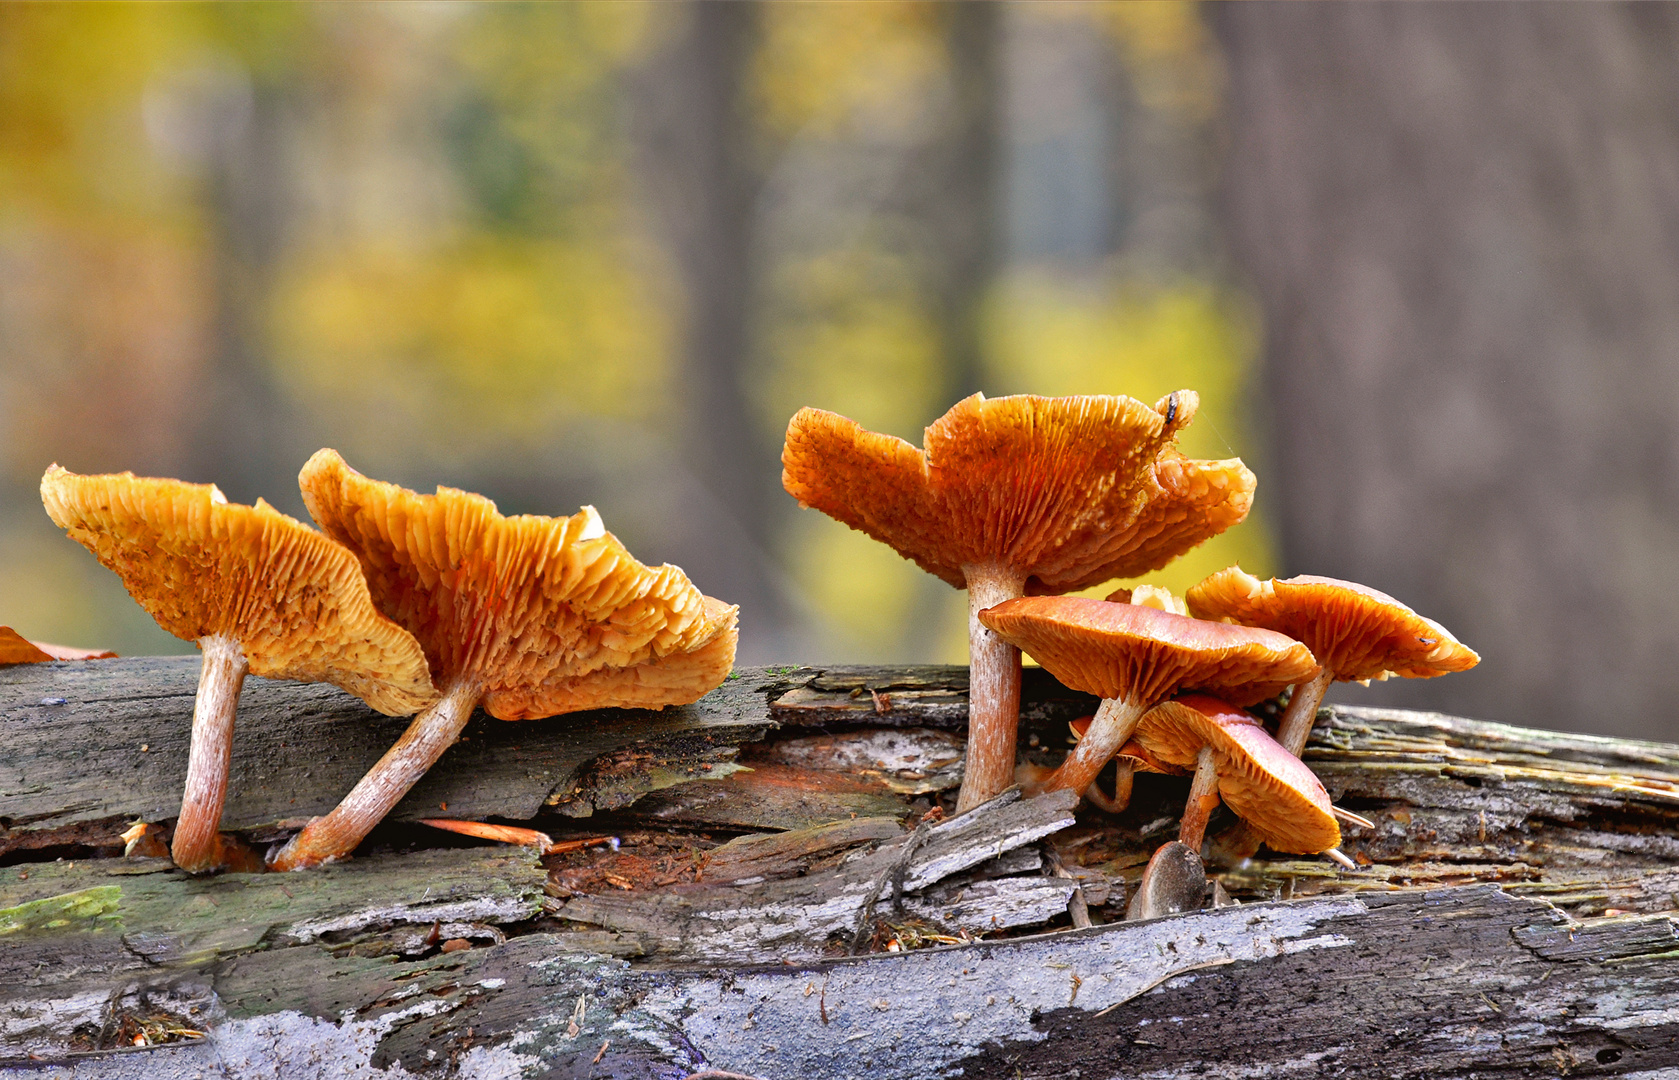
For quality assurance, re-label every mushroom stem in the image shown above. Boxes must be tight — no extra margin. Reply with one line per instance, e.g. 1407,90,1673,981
1177,745,1221,854
1042,696,1149,800
269,678,481,871
1082,763,1134,814
955,564,1028,814
1275,667,1334,758
172,634,248,874
1127,840,1207,921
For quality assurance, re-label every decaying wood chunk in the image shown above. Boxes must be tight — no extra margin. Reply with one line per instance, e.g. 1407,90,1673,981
552,790,1080,962
0,660,809,839
754,726,967,795
697,816,907,882
622,761,915,831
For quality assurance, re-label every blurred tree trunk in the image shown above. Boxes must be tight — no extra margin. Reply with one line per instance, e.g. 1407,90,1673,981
190,83,302,515
1216,3,1679,739
901,2,1003,661
930,0,1001,409
633,2,788,659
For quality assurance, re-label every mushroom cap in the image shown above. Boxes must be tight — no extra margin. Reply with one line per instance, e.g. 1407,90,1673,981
1137,694,1340,854
485,595,739,720
978,595,1318,708
1129,840,1208,920
29,641,117,660
39,465,436,716
1185,567,1479,683
1116,737,1181,776
299,449,735,719
782,391,1255,592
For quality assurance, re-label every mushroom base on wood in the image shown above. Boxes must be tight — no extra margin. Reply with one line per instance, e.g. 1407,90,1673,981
268,677,482,871
170,634,261,875
954,565,1028,814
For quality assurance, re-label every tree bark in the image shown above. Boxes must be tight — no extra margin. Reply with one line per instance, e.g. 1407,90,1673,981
1217,2,1679,741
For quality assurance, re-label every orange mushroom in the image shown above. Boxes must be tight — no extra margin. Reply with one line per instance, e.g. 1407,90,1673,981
269,450,738,870
1127,693,1342,915
0,628,55,665
1134,694,1341,856
978,596,1316,805
1186,568,1479,759
1038,717,1181,813
40,466,437,874
783,391,1254,813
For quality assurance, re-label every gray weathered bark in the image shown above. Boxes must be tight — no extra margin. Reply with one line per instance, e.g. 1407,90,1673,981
6,876,1676,1077
1217,2,1679,741
0,659,791,847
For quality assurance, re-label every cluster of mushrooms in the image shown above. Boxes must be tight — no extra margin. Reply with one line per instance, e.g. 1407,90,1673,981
40,450,739,873
37,388,1476,918
783,390,1479,915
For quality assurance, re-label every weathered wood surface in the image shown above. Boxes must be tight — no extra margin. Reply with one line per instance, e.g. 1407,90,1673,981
5,883,1677,1078
1233,705,1679,917
0,659,812,845
6,662,1679,1077
552,789,1080,963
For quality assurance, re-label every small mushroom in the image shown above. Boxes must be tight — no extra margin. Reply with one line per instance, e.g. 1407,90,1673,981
1186,568,1479,758
783,391,1255,813
1127,694,1341,914
978,596,1317,805
1126,841,1206,921
268,450,738,870
120,821,170,859
40,465,438,874
0,628,53,665
1103,583,1189,615
1039,719,1178,813
1134,694,1341,856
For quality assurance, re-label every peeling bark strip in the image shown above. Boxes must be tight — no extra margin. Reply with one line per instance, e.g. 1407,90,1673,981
552,790,1081,962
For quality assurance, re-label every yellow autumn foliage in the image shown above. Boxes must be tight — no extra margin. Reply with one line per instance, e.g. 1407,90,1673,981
269,237,670,452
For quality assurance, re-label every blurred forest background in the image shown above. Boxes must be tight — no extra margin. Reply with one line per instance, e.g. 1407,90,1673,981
4,2,1678,742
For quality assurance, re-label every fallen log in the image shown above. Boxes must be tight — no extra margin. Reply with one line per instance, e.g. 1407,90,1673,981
3,661,1679,1077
